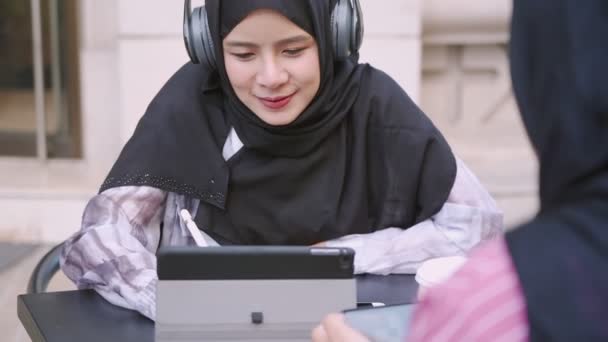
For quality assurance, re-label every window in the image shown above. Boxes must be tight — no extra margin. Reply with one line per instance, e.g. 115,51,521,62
0,0,81,159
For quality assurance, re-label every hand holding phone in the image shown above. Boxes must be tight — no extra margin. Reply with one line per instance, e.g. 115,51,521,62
343,304,416,342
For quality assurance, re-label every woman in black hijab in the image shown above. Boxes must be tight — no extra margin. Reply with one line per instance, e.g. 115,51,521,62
319,0,607,340
60,0,501,320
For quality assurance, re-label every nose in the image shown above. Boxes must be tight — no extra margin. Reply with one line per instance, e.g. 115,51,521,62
256,57,288,89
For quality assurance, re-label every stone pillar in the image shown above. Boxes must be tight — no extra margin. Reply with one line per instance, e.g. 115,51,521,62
359,0,422,101
116,0,190,144
421,0,538,228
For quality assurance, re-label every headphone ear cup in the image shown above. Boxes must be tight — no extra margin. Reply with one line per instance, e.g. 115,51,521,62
332,0,363,60
351,0,364,53
331,0,352,60
183,0,198,63
190,6,217,69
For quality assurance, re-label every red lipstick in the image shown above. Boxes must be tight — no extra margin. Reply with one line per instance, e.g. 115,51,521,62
258,93,294,110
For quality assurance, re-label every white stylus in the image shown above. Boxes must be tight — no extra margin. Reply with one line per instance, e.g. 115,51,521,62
179,209,208,247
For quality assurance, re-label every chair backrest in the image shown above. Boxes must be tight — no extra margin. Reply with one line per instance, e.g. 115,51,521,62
27,242,63,293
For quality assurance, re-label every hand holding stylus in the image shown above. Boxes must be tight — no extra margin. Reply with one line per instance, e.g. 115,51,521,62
179,209,208,247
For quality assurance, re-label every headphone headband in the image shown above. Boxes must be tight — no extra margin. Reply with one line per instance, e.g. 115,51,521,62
183,0,363,68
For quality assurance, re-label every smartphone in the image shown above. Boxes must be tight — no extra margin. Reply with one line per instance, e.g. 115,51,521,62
357,302,385,308
343,304,416,342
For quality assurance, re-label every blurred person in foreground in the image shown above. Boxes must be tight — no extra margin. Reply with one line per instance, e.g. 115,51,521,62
313,0,608,340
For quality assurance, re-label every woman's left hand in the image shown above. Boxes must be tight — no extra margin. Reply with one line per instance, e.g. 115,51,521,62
311,313,370,342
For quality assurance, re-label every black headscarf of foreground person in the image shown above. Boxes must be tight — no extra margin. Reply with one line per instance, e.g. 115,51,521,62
99,0,456,246
507,0,608,339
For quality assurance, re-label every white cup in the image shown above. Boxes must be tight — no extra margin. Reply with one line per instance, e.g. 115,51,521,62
415,256,468,300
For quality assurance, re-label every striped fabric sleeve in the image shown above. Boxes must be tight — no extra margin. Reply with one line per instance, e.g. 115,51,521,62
407,237,529,342
60,186,167,320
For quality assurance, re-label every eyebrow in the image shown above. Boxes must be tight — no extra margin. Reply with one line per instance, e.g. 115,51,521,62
224,35,313,48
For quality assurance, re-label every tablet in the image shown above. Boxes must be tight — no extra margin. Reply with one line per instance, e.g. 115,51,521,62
156,246,357,342
343,303,416,342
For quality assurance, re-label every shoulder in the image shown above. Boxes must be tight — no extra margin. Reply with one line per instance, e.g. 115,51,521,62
148,62,217,110
136,62,222,134
356,64,431,131
359,65,408,98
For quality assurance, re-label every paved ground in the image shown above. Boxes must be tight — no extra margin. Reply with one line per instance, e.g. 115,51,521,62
0,245,75,342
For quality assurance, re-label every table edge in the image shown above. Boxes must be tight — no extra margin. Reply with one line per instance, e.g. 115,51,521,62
17,294,46,342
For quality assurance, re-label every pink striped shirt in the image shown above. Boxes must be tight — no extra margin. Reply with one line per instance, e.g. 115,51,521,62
408,238,529,342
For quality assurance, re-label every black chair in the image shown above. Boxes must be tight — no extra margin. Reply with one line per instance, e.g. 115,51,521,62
27,242,64,293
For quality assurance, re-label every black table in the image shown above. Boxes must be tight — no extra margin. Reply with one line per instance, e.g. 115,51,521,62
18,274,418,342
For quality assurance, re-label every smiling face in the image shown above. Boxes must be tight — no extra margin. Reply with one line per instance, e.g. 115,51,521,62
222,9,321,126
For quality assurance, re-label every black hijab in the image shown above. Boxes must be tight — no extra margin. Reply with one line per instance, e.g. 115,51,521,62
211,0,363,157
101,0,456,246
507,0,608,339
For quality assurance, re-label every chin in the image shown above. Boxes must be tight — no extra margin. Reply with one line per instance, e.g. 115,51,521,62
260,114,298,126
254,107,300,126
